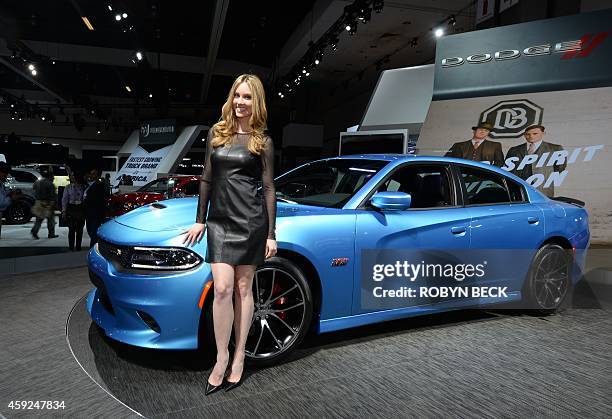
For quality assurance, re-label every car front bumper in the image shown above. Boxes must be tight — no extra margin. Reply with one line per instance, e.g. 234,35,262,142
86,243,212,350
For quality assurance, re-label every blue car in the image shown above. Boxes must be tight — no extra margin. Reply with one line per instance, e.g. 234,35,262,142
87,155,589,365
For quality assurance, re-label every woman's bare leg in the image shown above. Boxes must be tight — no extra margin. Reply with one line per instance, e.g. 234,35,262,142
208,262,235,386
228,264,256,382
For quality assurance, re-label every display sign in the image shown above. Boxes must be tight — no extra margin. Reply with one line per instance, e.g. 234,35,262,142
114,144,172,186
139,119,177,152
434,9,612,100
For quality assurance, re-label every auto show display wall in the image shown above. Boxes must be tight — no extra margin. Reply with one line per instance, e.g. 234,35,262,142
417,8,612,243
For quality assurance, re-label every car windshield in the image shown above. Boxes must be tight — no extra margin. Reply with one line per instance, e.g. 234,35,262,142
274,159,388,208
138,178,170,193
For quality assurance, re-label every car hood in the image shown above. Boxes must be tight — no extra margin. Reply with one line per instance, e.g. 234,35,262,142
114,197,342,232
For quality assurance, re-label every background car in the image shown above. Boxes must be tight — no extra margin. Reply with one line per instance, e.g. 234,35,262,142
87,155,589,366
1,167,42,224
106,175,200,217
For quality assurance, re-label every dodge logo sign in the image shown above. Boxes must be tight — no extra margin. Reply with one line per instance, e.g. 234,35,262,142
479,99,543,139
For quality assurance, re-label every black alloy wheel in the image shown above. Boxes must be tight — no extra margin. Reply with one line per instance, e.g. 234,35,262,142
201,257,313,367
525,243,572,315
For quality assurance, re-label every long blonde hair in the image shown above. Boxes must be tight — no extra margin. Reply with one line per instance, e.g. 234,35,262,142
211,74,268,155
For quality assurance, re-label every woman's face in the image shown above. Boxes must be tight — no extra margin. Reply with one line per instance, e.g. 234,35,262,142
233,82,253,119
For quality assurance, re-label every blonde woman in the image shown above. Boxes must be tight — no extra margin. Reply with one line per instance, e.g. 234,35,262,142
183,74,277,394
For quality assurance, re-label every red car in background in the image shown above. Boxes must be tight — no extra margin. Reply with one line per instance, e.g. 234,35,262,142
107,175,200,217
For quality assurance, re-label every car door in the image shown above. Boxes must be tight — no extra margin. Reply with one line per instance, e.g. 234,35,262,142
352,163,472,315
456,164,545,296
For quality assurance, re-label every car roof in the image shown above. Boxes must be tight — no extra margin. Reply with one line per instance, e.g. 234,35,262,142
10,167,42,175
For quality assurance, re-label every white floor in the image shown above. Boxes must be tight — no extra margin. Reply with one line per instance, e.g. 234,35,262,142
0,215,91,248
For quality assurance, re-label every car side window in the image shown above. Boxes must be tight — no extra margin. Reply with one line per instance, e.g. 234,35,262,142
460,167,510,205
376,164,454,209
506,178,526,202
11,170,37,183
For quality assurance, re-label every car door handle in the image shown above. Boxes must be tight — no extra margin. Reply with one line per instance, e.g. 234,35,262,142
451,226,467,235
527,217,540,225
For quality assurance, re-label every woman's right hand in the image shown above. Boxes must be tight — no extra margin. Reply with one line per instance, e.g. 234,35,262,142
183,222,206,246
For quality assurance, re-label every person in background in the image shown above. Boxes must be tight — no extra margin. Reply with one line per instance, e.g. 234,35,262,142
103,173,112,195
62,172,86,251
83,168,108,247
31,168,58,239
0,162,18,239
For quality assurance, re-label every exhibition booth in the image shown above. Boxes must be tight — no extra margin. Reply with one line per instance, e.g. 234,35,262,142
2,7,612,418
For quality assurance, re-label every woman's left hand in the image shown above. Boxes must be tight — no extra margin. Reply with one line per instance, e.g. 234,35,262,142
265,239,277,259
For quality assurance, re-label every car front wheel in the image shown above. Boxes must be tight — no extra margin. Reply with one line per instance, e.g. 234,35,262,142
6,201,32,224
201,257,314,367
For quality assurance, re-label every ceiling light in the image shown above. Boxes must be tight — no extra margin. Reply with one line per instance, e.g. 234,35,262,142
125,85,132,92
81,16,94,31
52,60,56,65
28,64,35,71
108,5,113,11
136,51,143,61
41,115,45,121
122,13,128,18
314,58,320,65
449,15,457,26
31,69,37,76
434,28,444,37
97,130,101,134
115,14,121,21
305,72,310,77
345,24,351,31
149,93,153,98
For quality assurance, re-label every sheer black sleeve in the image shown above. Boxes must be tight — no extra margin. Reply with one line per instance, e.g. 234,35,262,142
195,130,214,223
262,136,277,240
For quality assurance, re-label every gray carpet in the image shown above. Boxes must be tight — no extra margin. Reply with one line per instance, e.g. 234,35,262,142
2,265,612,418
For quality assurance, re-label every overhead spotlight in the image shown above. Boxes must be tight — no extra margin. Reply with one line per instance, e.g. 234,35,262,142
41,115,45,121
314,58,320,65
28,63,35,71
115,14,121,21
97,129,101,134
149,93,153,98
122,13,128,18
10,104,15,108
305,72,310,77
52,60,56,65
302,68,307,74
345,24,351,32
125,85,132,92
136,51,143,61
449,15,457,26
434,27,445,38
107,4,113,11
81,16,94,31
31,69,37,76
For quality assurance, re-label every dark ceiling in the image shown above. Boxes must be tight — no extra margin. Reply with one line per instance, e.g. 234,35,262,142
0,0,317,130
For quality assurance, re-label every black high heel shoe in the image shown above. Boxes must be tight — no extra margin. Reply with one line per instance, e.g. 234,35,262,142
205,380,224,396
224,376,243,392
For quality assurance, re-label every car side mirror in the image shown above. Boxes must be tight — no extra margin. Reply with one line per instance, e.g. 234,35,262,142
370,191,412,211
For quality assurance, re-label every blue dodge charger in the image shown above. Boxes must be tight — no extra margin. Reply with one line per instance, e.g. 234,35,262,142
87,155,589,365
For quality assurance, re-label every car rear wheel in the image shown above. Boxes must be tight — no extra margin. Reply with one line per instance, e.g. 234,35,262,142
201,257,313,367
524,243,572,315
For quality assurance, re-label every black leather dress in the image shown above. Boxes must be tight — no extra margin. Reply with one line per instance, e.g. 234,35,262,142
196,131,276,265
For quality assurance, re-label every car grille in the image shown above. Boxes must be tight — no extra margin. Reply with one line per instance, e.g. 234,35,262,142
98,239,133,269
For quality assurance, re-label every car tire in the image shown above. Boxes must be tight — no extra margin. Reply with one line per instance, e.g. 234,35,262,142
6,200,32,224
199,257,314,367
524,243,572,315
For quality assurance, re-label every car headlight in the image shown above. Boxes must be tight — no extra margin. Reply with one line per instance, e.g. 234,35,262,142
130,247,202,270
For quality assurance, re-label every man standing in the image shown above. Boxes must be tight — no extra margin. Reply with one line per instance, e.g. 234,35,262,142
84,168,108,247
31,168,58,239
505,124,566,197
445,122,504,167
0,162,17,239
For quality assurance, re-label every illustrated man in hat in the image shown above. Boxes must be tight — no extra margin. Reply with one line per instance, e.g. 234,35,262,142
445,122,504,167
505,124,566,197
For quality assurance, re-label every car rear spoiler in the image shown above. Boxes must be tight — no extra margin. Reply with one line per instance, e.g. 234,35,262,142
552,196,585,207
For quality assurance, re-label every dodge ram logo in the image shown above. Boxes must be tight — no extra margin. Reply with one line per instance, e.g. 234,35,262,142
479,99,543,139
